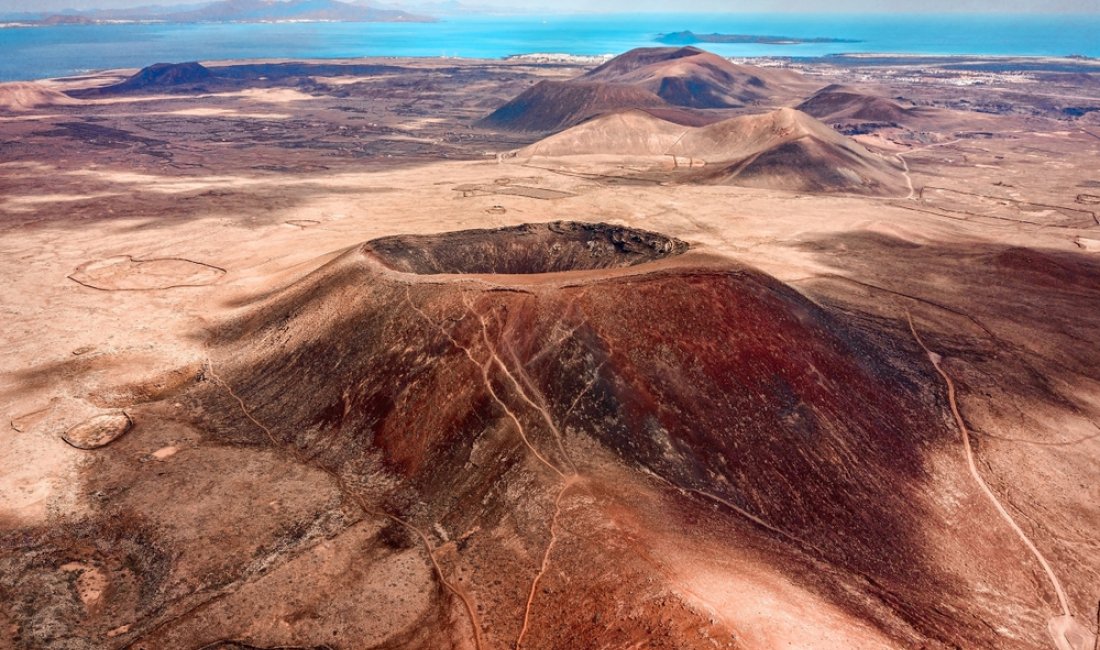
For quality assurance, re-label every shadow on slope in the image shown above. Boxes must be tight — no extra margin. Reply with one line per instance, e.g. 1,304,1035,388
478,46,812,133
191,222,1017,648
515,107,907,195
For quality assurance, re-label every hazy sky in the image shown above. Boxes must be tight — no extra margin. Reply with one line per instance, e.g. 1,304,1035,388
2,0,1097,12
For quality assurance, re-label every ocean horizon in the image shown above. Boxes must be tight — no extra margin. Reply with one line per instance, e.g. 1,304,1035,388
2,12,1099,82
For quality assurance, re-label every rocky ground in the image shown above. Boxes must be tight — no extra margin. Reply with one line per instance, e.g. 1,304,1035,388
0,52,1098,650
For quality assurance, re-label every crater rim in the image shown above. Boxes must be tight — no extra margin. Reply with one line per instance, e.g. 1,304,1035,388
361,220,690,277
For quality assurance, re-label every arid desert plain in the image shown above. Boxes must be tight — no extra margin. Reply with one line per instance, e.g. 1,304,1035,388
1,46,1099,650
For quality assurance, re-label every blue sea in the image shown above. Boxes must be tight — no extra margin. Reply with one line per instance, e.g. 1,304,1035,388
1,13,1099,82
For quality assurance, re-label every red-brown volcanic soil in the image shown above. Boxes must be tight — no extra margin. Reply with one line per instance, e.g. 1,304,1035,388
478,47,814,133
6,221,1056,649
580,46,809,109
796,84,919,124
2,49,1099,650
474,80,669,133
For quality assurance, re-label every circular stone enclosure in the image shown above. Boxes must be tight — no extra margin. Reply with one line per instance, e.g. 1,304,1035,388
69,255,225,291
363,221,689,275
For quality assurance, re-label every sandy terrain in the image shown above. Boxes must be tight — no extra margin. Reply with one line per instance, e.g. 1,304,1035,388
1,50,1098,650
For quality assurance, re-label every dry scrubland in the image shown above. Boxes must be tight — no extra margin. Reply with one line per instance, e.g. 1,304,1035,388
1,46,1099,650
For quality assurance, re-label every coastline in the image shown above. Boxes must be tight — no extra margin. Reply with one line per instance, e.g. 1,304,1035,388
13,51,1097,86
3,13,1100,82
0,30,1098,650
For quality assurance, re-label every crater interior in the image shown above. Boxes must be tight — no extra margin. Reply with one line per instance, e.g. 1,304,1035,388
362,221,689,275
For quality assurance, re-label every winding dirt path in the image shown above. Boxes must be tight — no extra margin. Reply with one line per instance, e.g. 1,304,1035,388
789,273,998,340
514,477,579,650
895,139,961,201
896,154,916,200
905,312,1072,622
454,294,589,650
500,348,579,475
406,290,583,648
205,361,486,650
457,296,585,650
564,362,605,418
403,291,535,471
643,470,823,558
451,294,568,480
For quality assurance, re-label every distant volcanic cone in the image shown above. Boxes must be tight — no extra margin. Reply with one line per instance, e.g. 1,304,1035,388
796,84,921,124
516,108,908,195
168,221,1058,649
0,81,79,111
478,46,811,133
67,62,215,98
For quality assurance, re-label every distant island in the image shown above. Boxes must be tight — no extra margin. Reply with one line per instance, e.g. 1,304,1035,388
657,31,861,45
6,0,435,27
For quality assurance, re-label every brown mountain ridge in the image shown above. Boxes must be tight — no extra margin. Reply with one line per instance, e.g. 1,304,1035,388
514,107,908,195
102,221,1073,649
478,46,811,133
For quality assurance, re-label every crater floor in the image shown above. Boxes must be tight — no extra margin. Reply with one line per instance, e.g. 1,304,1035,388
363,221,689,276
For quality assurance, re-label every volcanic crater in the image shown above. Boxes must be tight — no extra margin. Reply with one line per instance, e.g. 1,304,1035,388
362,221,689,276
148,218,1047,650
2,39,1099,650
